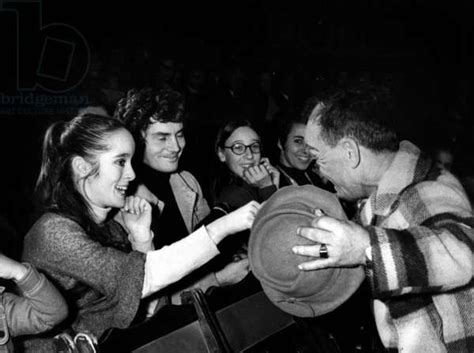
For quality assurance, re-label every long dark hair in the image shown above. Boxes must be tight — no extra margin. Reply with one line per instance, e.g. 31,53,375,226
35,114,127,242
210,117,260,205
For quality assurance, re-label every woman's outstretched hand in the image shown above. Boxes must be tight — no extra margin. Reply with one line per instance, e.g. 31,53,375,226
120,196,153,243
206,201,261,244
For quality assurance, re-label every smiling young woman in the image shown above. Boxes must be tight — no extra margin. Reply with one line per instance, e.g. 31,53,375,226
21,114,260,352
275,115,334,191
211,118,280,211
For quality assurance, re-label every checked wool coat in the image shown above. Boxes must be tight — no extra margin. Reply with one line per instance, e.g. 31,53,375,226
358,141,473,352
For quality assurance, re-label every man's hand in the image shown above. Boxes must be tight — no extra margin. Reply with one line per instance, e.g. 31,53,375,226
215,257,250,286
292,214,370,270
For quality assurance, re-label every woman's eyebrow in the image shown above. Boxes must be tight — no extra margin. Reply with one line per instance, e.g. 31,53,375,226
114,152,131,158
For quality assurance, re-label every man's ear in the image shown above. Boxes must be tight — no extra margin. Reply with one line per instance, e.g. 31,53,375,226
340,138,361,168
72,156,92,177
140,129,147,140
217,148,226,163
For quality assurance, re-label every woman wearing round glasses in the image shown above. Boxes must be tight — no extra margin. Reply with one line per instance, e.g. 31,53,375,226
212,118,280,212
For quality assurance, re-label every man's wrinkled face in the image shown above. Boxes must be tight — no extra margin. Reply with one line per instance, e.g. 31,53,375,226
305,106,361,201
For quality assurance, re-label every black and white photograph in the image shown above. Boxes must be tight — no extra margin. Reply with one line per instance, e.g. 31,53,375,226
1,1,473,352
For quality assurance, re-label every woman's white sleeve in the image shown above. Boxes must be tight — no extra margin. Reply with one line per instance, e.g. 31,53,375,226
141,226,219,298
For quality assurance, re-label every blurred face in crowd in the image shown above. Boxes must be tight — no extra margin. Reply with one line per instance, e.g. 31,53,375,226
142,122,185,173
279,123,311,170
305,106,363,201
189,69,206,91
259,72,272,93
434,148,454,171
81,128,136,216
218,126,262,178
159,59,176,84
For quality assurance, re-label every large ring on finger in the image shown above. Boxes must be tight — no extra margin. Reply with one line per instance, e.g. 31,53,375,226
319,243,329,259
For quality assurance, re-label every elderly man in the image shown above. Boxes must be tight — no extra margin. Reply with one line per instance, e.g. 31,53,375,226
293,83,473,352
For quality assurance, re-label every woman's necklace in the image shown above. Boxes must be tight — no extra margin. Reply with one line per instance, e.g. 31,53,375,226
277,165,314,186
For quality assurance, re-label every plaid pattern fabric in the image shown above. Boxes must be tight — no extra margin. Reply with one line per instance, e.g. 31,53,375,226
0,293,12,353
358,141,474,352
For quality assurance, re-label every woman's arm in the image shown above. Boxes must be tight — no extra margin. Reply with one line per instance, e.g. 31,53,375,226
141,226,219,297
141,201,260,297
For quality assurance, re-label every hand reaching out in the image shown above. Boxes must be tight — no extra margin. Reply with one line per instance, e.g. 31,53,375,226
206,201,261,244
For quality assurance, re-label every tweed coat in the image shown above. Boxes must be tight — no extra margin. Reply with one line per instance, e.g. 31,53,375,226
168,170,210,233
358,141,473,352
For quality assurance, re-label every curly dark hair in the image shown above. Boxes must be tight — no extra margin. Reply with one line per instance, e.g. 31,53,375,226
114,87,185,142
114,87,185,162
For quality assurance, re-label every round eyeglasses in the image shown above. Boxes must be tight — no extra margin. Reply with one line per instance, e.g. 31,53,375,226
224,142,262,155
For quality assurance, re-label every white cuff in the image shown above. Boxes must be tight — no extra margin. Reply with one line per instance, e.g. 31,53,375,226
141,226,219,298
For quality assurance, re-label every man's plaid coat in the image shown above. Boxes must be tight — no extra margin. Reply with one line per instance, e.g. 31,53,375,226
358,141,473,352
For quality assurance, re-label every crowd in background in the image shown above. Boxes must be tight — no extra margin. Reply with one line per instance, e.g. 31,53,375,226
73,48,474,199
2,46,474,256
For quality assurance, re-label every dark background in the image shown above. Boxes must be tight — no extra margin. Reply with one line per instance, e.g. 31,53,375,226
1,0,474,252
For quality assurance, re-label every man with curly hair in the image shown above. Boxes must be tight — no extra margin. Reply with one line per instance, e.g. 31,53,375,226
114,88,250,308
